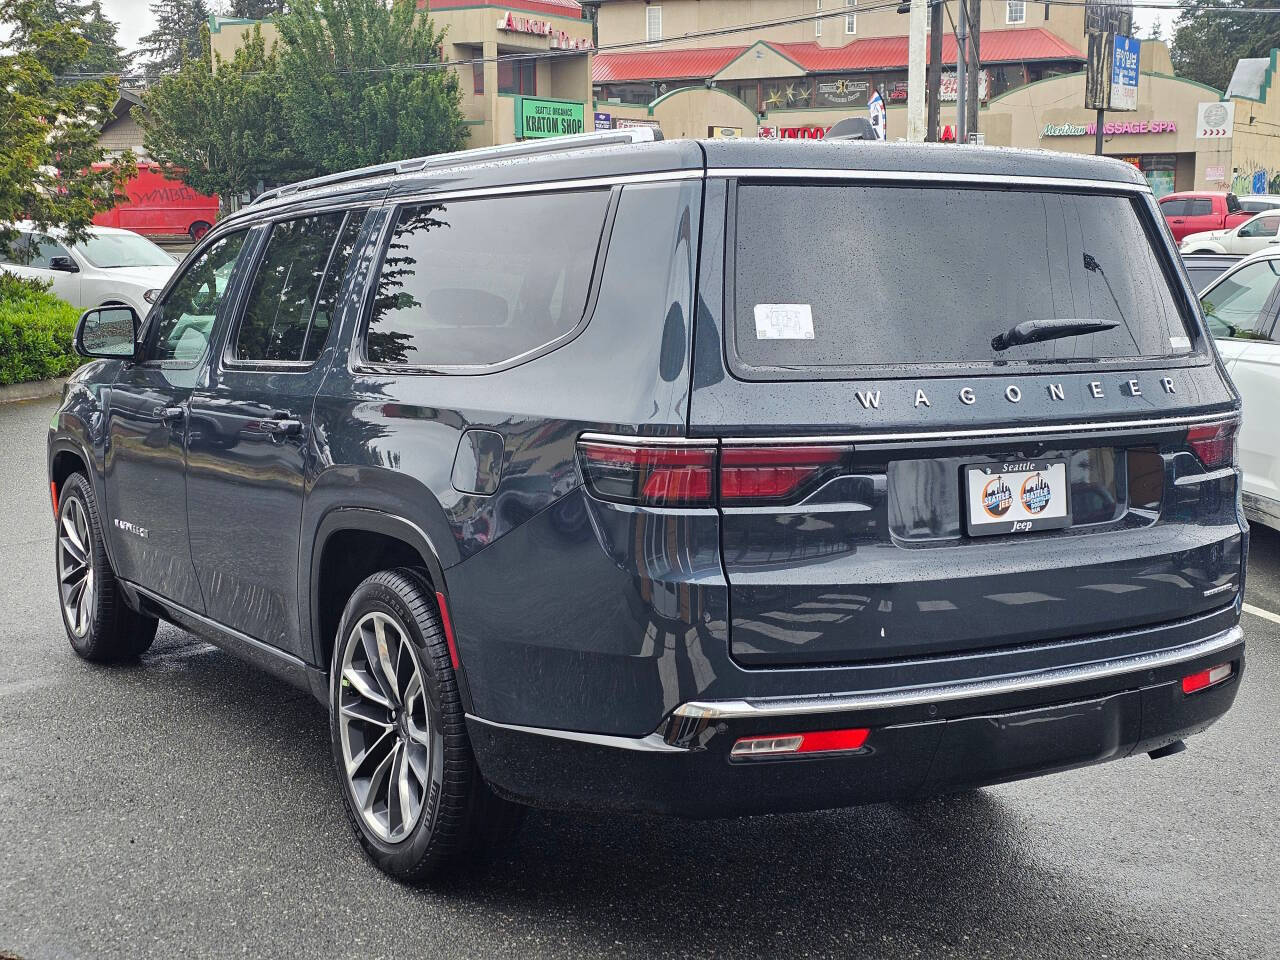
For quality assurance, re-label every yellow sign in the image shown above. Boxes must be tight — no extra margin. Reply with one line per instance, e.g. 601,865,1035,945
710,126,743,139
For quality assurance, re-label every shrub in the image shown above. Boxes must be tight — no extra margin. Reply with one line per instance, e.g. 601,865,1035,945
0,274,82,386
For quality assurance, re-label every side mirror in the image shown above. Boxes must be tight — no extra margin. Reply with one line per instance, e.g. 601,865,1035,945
49,255,79,273
75,305,140,360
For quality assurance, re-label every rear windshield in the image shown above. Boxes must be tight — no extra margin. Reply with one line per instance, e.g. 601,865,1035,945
731,183,1195,377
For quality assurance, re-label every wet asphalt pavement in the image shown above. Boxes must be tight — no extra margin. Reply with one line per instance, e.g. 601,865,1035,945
1,395,1277,960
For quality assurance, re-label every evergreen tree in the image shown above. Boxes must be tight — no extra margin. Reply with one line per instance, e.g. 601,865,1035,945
5,0,129,74
1171,1,1280,92
137,0,211,72
229,0,287,17
0,0,134,254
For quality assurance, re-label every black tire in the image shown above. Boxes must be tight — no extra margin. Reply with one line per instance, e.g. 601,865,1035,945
54,472,158,662
329,567,523,881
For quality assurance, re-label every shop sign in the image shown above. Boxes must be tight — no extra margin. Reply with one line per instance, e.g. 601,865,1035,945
614,118,661,130
496,12,592,50
1196,101,1234,139
1206,164,1225,182
1041,119,1176,137
816,78,869,107
886,81,908,103
758,125,828,139
1110,35,1140,111
594,111,612,130
940,70,990,103
516,96,586,139
709,126,743,139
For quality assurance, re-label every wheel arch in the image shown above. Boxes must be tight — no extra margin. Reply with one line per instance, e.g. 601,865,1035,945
308,508,453,686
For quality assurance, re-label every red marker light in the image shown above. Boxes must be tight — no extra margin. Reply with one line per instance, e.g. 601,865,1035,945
50,481,59,517
720,445,850,504
1181,662,1233,694
731,727,870,759
435,591,461,671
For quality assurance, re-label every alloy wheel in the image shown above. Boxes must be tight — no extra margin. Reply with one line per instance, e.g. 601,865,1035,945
337,611,433,843
56,497,95,638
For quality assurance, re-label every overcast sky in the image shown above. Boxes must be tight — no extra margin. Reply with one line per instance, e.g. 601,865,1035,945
99,0,1179,61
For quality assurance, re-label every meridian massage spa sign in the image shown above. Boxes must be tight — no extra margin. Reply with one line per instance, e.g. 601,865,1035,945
1041,119,1177,137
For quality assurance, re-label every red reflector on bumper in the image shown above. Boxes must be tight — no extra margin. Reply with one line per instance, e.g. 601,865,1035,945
731,727,870,758
1182,662,1233,694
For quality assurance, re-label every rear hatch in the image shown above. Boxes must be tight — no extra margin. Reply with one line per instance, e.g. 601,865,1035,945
692,175,1243,667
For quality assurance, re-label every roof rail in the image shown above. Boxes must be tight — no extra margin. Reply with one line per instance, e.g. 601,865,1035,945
250,127,663,206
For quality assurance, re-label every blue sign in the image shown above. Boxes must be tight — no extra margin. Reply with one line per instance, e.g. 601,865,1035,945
1110,35,1140,111
594,112,612,131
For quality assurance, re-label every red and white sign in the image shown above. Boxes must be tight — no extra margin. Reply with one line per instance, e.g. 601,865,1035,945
496,13,592,50
939,70,990,103
758,125,829,140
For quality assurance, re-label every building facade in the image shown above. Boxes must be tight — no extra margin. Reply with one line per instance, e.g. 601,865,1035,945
208,3,594,149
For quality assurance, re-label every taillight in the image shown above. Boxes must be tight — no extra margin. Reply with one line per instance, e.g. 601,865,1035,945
1186,421,1237,469
577,441,716,507
720,445,851,504
577,437,854,507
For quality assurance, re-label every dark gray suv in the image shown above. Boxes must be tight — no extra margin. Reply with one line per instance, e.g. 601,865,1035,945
48,130,1247,880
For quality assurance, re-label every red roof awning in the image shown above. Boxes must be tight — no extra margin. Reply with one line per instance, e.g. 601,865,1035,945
592,29,1082,84
592,44,749,83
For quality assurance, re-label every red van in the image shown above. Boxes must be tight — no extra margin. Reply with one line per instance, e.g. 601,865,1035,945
93,164,219,240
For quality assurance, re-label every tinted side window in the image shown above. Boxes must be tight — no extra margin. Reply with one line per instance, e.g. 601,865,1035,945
1201,260,1280,341
150,231,248,363
234,212,353,363
304,214,364,362
1160,198,1186,217
1186,199,1214,216
363,190,611,368
29,234,71,269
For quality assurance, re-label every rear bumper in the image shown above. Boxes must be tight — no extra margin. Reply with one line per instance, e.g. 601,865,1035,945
468,625,1244,817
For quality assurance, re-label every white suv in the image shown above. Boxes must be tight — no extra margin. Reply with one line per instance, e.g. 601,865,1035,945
1199,248,1280,529
1,222,177,315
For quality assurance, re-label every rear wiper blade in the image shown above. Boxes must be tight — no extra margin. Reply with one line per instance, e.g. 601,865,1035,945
991,318,1120,351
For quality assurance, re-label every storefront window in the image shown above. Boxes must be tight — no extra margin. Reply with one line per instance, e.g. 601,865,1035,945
473,61,484,95
499,59,536,95
762,79,814,110
725,81,760,112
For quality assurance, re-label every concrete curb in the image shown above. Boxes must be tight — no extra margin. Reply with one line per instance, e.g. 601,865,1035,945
0,377,67,405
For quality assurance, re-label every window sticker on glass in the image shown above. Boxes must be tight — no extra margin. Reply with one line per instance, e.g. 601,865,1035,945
754,303,814,340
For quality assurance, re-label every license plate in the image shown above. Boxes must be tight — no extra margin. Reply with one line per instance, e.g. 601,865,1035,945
965,460,1070,537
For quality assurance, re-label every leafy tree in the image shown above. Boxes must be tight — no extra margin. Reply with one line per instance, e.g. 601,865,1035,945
229,0,286,16
276,0,467,175
137,0,211,71
7,0,130,74
0,0,134,255
1171,1,1280,93
136,26,305,203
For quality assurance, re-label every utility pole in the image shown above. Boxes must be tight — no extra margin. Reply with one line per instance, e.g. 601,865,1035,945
926,0,943,141
907,0,928,141
956,0,968,142
965,0,981,139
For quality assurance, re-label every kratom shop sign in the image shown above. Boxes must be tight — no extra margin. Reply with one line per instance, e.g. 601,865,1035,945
516,96,586,139
1042,119,1177,137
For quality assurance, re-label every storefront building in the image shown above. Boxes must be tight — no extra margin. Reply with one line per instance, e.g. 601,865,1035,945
208,2,594,149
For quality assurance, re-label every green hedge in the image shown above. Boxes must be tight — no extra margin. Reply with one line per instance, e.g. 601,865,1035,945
0,274,82,386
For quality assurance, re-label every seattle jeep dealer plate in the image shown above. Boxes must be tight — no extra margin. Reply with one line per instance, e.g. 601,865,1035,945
965,460,1070,536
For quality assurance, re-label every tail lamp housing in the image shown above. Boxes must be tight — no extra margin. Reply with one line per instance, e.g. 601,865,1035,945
576,438,852,507
1186,421,1238,470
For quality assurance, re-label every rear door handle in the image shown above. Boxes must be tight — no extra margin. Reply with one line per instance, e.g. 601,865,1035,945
262,418,303,439
155,405,185,425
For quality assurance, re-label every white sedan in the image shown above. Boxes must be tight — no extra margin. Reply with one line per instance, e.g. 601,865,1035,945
0,222,177,316
1180,209,1280,255
1200,249,1280,529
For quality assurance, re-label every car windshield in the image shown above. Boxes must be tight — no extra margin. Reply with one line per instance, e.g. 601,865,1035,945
73,232,172,268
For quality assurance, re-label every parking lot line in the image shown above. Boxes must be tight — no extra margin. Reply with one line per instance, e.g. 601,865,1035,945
1242,602,1280,625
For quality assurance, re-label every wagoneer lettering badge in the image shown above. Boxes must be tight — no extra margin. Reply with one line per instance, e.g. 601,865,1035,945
870,377,1176,413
